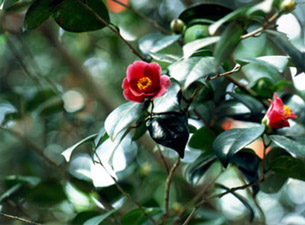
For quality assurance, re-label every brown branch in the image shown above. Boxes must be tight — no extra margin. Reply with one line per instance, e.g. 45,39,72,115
241,13,280,40
111,0,170,35
94,152,158,225
0,212,42,225
162,156,180,225
157,145,170,174
78,0,145,61
182,178,264,225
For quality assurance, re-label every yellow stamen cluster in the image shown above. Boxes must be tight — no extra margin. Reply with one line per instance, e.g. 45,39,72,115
137,77,152,91
283,105,292,117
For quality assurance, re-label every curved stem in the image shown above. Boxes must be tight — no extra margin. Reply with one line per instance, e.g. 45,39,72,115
0,212,42,225
78,0,145,61
162,155,180,225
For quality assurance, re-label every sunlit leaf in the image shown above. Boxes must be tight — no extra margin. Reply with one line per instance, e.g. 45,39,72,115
149,52,180,64
183,36,220,59
61,134,97,162
168,56,219,89
213,126,265,167
266,30,305,75
105,102,143,140
53,0,110,32
269,135,305,158
147,114,189,158
84,209,117,225
139,33,181,55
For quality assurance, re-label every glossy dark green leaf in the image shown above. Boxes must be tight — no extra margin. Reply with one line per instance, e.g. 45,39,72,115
139,33,181,55
105,102,143,140
231,149,260,195
147,114,189,158
270,156,305,181
3,0,20,9
72,211,101,225
183,36,220,59
217,183,255,222
0,183,22,202
62,134,97,162
168,56,219,89
269,135,305,158
53,0,110,32
84,209,117,225
266,30,305,75
121,208,162,225
213,126,265,167
178,2,234,26
260,171,287,193
228,92,264,116
189,126,215,152
213,21,243,66
24,0,63,30
185,152,217,184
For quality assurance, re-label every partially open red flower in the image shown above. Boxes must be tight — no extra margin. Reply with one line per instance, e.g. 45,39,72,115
122,61,171,103
262,93,297,129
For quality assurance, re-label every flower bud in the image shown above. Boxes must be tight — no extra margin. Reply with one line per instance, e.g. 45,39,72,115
170,19,185,34
280,0,296,13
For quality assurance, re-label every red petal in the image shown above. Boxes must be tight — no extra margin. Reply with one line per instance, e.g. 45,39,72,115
126,61,147,81
123,88,145,103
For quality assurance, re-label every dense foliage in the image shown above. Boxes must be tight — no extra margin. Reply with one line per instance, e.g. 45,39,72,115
0,0,305,224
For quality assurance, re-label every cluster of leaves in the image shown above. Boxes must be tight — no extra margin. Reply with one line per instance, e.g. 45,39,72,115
1,0,305,224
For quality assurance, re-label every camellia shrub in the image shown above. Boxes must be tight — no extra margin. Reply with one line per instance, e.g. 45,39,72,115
0,0,305,224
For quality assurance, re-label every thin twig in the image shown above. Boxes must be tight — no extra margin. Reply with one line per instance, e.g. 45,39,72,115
182,178,264,225
162,156,180,225
94,152,158,225
78,0,145,61
111,0,170,35
184,64,241,112
0,212,42,225
241,13,280,40
157,145,170,174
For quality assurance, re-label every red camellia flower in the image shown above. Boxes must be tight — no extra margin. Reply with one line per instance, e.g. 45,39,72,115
262,93,297,129
122,61,171,103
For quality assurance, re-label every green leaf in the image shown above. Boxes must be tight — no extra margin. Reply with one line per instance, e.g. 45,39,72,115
25,180,66,205
213,126,265,167
185,152,217,184
24,0,63,30
266,30,305,75
183,36,220,59
65,182,93,212
0,183,22,202
213,21,243,66
139,33,181,55
94,129,109,148
153,81,181,113
260,172,287,193
149,52,180,64
189,126,215,152
147,114,189,158
269,135,305,158
228,92,264,116
270,156,305,181
178,2,234,26
105,102,143,140
168,56,219,89
61,134,97,162
84,209,117,225
236,56,289,74
53,0,110,32
121,208,162,225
